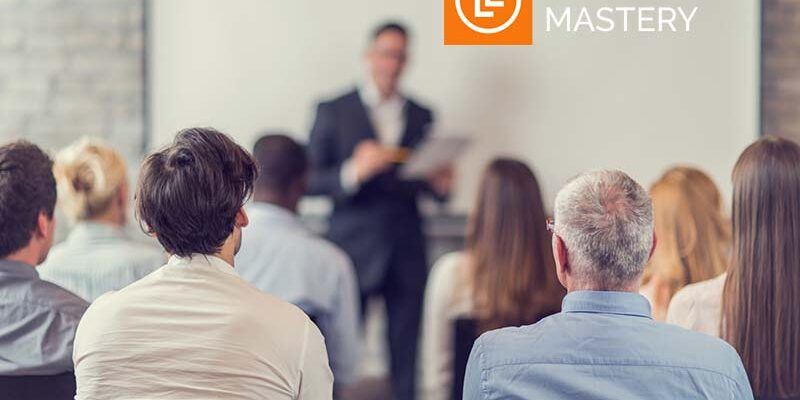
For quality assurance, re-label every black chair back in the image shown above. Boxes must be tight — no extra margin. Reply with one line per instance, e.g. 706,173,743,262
450,311,559,400
451,318,479,400
0,371,77,400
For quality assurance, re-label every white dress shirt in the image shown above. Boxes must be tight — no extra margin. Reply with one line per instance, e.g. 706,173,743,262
340,80,408,192
73,254,333,400
666,272,726,337
39,222,164,302
419,252,474,400
235,202,360,386
360,79,407,147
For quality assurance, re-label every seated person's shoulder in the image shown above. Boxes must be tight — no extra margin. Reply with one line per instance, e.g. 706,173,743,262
655,321,745,377
296,235,355,284
469,318,554,365
314,236,352,268
426,251,468,293
667,274,725,328
28,278,89,319
233,286,319,350
431,252,467,275
670,277,713,309
127,241,165,260
237,278,313,323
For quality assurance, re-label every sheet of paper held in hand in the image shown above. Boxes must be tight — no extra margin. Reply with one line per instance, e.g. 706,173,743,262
398,136,470,180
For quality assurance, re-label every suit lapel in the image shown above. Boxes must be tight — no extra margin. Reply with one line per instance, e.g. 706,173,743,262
348,90,377,142
400,101,421,148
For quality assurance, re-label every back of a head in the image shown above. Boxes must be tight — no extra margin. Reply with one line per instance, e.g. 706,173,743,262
54,137,127,222
467,158,562,332
723,135,800,398
553,170,653,290
0,141,56,259
644,167,730,294
136,128,256,257
252,134,307,196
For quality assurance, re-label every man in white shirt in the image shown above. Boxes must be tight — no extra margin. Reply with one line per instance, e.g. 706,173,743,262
236,134,360,392
73,128,333,400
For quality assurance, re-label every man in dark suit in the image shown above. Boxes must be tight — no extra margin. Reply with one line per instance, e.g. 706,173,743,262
307,22,452,400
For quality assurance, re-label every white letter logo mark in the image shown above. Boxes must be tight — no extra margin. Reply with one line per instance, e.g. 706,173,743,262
456,0,522,34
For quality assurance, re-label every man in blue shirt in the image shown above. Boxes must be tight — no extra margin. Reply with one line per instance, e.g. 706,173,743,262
0,141,89,375
236,134,360,393
463,170,753,399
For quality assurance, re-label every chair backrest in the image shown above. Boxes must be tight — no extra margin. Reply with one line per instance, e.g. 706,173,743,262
450,311,560,400
0,371,77,400
307,313,320,329
451,318,479,400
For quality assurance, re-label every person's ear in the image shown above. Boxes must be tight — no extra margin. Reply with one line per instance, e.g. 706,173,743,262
235,207,249,228
33,211,55,251
34,211,49,238
648,230,658,262
553,234,570,286
294,173,308,199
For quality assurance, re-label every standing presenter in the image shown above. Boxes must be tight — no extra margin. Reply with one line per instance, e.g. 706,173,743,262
307,22,452,400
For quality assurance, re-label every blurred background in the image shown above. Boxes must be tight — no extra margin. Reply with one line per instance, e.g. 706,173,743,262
0,0,793,396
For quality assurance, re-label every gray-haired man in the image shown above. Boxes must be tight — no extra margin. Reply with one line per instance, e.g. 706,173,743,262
463,170,753,399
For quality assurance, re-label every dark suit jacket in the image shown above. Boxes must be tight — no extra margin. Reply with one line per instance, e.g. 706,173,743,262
307,89,436,292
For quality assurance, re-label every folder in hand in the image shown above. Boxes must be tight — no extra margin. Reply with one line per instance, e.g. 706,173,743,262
399,136,470,180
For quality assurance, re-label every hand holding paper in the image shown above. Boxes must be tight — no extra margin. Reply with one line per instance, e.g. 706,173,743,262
352,140,395,183
400,136,470,180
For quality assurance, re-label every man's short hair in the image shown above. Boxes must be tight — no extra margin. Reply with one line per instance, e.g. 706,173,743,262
136,128,257,257
252,134,307,194
0,141,56,258
553,170,653,289
372,21,409,40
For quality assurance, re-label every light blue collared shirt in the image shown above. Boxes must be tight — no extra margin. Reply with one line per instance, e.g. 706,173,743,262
0,259,89,375
464,291,753,399
39,222,165,302
235,202,360,386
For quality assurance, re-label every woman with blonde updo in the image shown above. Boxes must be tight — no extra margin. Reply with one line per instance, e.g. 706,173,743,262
39,138,164,302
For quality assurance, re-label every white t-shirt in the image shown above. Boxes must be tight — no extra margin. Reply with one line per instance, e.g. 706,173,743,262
73,254,333,400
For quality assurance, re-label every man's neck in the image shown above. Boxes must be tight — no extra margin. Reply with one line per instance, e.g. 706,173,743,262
567,280,641,293
5,246,41,268
213,250,235,269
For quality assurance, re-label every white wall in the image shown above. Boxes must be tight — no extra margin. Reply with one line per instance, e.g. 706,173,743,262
149,0,759,213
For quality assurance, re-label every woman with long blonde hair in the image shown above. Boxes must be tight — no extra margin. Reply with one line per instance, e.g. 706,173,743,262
39,138,164,302
640,166,730,320
420,158,564,400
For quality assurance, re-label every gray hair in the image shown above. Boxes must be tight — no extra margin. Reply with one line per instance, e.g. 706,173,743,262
553,170,654,289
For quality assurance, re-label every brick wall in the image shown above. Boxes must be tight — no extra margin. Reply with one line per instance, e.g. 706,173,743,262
0,0,145,160
762,0,800,138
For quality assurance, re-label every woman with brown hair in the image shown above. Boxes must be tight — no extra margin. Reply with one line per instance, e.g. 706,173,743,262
640,166,730,320
668,136,800,399
419,158,564,400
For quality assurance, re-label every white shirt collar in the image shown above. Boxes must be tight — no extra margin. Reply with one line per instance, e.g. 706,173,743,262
167,254,238,277
359,77,405,109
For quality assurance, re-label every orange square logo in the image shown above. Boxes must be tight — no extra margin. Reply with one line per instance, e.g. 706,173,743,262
445,0,533,45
